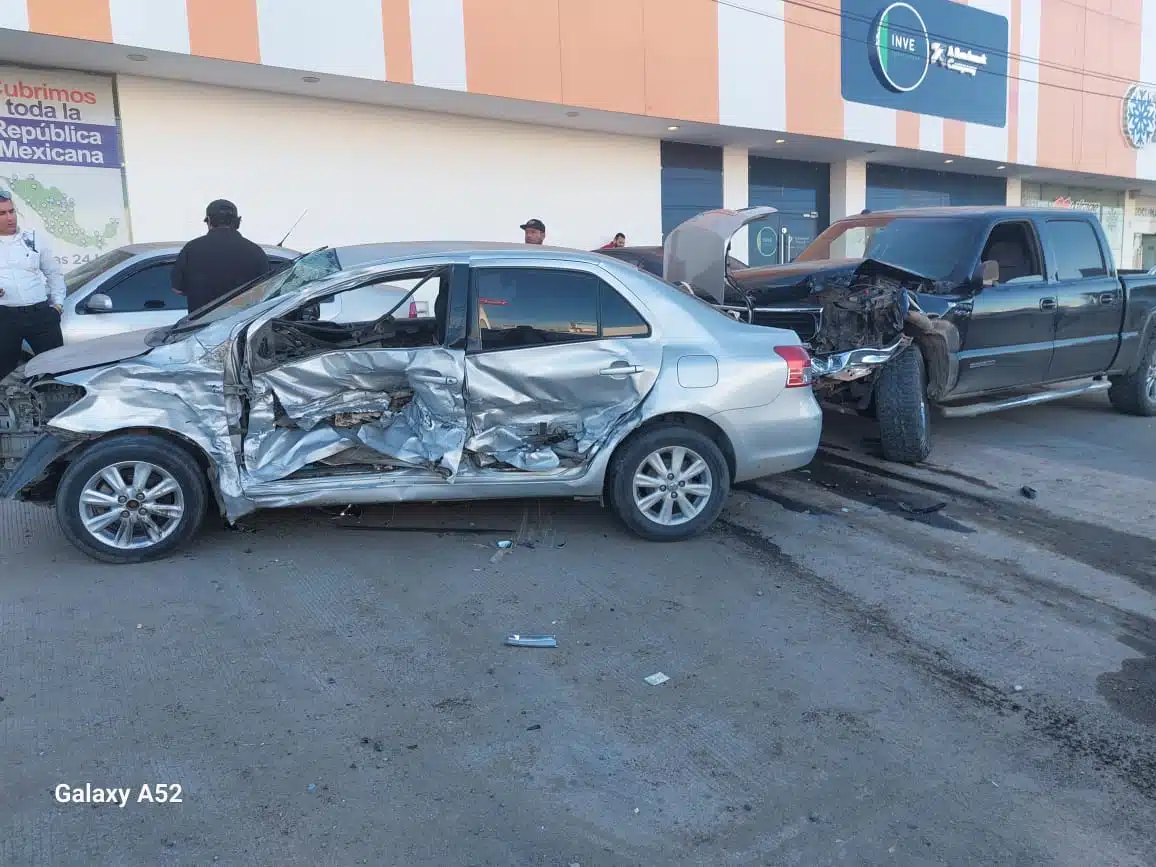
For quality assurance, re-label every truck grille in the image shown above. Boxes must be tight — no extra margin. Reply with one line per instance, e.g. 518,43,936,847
750,309,821,342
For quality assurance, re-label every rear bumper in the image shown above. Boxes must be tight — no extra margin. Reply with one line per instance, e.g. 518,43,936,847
712,387,822,483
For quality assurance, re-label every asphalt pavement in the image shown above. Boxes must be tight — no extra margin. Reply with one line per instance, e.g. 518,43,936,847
0,396,1153,866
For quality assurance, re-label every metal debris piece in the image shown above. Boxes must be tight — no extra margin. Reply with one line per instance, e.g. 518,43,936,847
496,540,513,549
897,500,948,515
1020,485,1038,500
644,672,670,686
505,634,557,648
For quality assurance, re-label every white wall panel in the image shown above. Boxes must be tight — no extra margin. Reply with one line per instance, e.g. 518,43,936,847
109,0,190,55
115,76,662,252
718,0,786,132
257,0,385,80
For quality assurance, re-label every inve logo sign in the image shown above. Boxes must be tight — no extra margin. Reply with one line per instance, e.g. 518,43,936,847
842,0,1008,127
873,3,930,93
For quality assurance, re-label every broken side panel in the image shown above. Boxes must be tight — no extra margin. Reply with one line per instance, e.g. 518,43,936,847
241,347,467,484
464,341,661,471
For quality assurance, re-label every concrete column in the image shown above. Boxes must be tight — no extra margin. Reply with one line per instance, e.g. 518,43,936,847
723,146,750,255
1005,176,1022,206
1122,189,1140,269
829,159,868,258
830,159,867,222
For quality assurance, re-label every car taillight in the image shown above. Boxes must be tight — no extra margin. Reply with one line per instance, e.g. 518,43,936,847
774,345,812,388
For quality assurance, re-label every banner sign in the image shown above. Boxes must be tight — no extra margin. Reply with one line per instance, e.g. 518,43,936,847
0,66,130,267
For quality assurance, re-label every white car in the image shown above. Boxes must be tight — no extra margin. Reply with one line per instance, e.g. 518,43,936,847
52,243,446,350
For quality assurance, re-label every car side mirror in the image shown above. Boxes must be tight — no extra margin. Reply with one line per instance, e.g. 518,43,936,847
974,259,1000,287
85,293,113,313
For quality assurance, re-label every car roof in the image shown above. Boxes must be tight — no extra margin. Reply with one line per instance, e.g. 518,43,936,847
119,242,299,256
324,241,648,269
839,206,1092,221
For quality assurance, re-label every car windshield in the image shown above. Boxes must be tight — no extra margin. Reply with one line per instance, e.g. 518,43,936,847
173,248,342,330
64,249,136,295
797,216,979,282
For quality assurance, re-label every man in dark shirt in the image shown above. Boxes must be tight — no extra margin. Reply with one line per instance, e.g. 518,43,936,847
172,199,270,312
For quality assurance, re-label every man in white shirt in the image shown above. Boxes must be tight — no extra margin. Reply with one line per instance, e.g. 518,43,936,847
0,190,65,380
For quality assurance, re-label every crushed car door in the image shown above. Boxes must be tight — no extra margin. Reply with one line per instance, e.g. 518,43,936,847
238,265,470,485
463,260,662,471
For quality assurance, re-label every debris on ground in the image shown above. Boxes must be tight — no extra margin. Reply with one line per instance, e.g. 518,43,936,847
526,724,542,731
644,672,670,686
496,540,513,549
1020,485,1038,500
505,634,558,648
897,501,948,515
307,783,316,792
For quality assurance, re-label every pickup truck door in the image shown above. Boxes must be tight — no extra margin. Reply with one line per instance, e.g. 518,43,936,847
953,219,1054,395
1038,216,1124,381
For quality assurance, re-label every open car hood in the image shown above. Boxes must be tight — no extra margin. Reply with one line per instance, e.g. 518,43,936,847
662,206,777,303
24,328,155,377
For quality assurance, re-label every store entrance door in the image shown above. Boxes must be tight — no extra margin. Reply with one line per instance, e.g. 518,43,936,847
1142,235,1156,270
750,212,820,265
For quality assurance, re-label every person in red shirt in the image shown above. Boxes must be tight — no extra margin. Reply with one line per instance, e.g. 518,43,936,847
599,232,626,249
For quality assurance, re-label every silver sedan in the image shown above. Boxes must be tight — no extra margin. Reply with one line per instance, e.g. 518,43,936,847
1,242,822,563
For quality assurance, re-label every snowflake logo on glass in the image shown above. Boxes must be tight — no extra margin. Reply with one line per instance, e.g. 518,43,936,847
1122,83,1156,149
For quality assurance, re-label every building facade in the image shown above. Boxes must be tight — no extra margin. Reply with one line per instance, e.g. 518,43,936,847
1,0,1155,271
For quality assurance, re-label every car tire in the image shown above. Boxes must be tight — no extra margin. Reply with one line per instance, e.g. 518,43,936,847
608,425,730,542
55,434,209,564
874,344,932,464
1108,333,1156,417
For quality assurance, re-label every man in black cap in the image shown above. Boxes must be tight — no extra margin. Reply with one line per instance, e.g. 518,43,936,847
520,218,546,245
172,199,270,312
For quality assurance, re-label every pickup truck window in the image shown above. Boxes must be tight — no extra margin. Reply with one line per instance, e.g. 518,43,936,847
1044,219,1108,280
980,221,1043,284
797,216,979,284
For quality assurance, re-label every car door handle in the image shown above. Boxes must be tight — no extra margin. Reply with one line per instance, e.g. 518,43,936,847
1096,292,1117,305
1039,297,1058,311
409,373,458,386
599,364,643,376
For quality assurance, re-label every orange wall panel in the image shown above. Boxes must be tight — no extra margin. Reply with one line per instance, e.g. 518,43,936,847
785,0,842,139
463,0,563,104
1083,13,1139,177
1036,0,1084,170
558,0,647,115
26,0,111,42
381,0,414,83
896,111,920,150
187,0,260,64
640,0,719,123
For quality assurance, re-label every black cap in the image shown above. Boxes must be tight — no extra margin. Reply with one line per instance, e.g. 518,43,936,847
520,218,545,232
205,199,239,222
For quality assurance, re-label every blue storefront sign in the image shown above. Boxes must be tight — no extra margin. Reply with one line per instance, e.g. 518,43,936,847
841,0,1009,128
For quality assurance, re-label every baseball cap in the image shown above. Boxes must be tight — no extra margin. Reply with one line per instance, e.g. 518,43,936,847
205,199,239,222
520,218,546,232
0,189,11,201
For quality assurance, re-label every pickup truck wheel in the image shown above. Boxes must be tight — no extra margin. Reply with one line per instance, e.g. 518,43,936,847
874,344,932,464
608,426,730,541
55,434,208,564
1108,336,1156,417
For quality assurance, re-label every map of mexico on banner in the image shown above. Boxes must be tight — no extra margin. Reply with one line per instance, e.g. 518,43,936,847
0,66,130,269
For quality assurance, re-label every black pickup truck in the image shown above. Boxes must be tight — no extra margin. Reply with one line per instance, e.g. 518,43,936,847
648,206,1156,463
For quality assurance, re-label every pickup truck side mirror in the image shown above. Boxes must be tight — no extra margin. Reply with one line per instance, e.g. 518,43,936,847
975,259,1000,287
84,293,113,313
